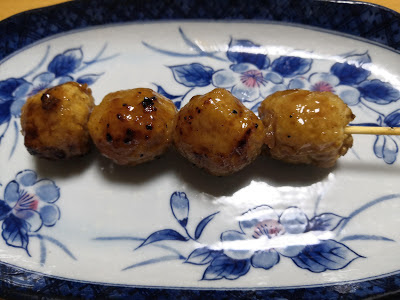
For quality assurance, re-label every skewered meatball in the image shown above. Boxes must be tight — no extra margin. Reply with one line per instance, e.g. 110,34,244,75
20,82,95,160
258,89,355,168
88,88,177,165
174,88,265,176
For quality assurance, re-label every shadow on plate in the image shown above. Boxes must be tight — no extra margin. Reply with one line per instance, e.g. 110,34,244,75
33,150,96,179
96,148,333,198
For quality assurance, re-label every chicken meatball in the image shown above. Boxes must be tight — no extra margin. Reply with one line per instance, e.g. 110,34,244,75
258,89,354,168
88,88,177,165
174,88,265,176
20,81,95,159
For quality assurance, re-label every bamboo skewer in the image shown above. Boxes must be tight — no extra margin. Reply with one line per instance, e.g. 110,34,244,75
345,126,400,135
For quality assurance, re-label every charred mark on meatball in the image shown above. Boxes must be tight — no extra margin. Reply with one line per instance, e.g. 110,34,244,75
232,110,238,114
142,96,156,108
124,128,135,145
106,133,113,143
146,124,153,130
236,128,252,155
255,123,259,129
116,113,122,120
41,92,60,110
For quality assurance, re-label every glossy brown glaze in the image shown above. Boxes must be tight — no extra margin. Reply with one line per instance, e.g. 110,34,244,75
88,88,177,165
20,82,95,159
258,89,354,168
174,88,265,176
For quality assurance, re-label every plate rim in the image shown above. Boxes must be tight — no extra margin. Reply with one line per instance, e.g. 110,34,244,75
1,0,400,298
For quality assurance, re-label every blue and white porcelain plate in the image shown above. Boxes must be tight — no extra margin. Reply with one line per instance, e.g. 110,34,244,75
1,0,400,298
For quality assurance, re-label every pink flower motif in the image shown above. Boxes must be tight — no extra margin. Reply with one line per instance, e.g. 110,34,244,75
212,63,286,102
312,81,334,93
240,70,266,88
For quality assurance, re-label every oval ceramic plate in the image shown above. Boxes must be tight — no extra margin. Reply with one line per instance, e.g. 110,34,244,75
1,0,400,298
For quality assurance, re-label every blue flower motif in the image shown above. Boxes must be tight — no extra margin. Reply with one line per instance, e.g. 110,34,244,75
197,205,361,279
288,72,361,106
220,206,308,270
212,40,312,102
212,63,287,102
0,170,60,252
103,190,379,281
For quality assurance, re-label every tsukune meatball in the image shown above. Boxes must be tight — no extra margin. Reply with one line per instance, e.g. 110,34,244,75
20,81,95,159
88,88,177,165
258,89,354,168
174,88,265,176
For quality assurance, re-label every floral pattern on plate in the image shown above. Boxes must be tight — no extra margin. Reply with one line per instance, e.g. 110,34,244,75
0,170,75,265
0,45,116,158
147,29,400,164
97,191,400,281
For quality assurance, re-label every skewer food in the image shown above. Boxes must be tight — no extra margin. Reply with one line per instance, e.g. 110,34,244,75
174,88,265,176
20,82,94,159
258,89,354,168
19,82,399,175
87,88,177,166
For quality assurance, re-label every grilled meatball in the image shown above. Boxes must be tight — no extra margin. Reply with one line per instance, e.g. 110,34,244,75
88,88,177,165
258,89,354,168
20,82,95,159
174,88,265,176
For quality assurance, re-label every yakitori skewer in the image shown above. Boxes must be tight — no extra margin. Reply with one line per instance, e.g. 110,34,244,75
19,82,400,176
344,126,400,135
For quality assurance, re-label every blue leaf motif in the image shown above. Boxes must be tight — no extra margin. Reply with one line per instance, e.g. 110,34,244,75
330,62,370,85
226,39,269,69
194,212,219,240
48,48,83,77
186,247,222,265
373,135,398,164
271,56,312,77
0,78,27,101
2,215,30,254
170,192,189,227
170,63,214,87
341,234,395,242
308,213,345,231
0,201,11,220
344,52,371,65
358,79,400,104
291,239,362,273
77,74,102,85
0,101,12,125
202,254,251,280
136,229,188,249
384,109,400,127
154,84,181,100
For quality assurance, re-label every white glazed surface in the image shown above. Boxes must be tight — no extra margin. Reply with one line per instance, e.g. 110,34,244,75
0,21,399,289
